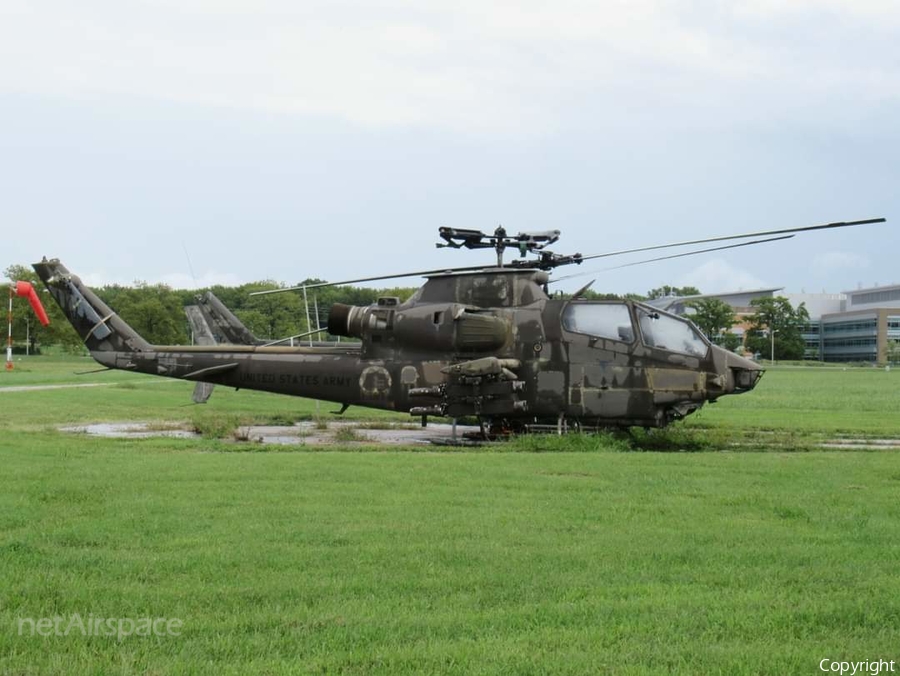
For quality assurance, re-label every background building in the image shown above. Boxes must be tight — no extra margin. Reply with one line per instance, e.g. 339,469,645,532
811,285,900,364
657,284,900,364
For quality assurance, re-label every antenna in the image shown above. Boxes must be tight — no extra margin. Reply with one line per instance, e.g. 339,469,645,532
181,241,199,288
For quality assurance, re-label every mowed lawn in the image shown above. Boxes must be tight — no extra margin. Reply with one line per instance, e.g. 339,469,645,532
687,365,900,435
1,358,900,674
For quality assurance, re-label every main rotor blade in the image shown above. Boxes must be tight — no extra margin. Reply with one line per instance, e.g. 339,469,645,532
249,264,496,296
578,218,885,263
551,235,795,284
250,217,885,296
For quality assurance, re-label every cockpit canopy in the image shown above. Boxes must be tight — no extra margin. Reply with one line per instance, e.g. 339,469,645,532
562,301,709,357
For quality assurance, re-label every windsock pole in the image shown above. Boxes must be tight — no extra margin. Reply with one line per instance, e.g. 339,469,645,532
6,285,13,371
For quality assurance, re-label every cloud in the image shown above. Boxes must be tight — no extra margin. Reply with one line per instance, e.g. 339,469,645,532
158,271,247,289
811,251,870,273
676,258,770,293
735,0,900,22
0,0,896,134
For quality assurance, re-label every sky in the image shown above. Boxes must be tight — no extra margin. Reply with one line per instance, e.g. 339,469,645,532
1,0,898,297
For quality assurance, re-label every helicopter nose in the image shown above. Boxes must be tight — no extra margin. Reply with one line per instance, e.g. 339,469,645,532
710,346,764,395
731,362,764,392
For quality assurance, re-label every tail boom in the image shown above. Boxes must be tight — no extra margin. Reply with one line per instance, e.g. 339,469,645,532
32,258,399,410
90,344,383,408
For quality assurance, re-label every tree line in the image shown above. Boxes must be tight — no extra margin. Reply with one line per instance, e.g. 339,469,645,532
4,265,811,359
3,263,417,353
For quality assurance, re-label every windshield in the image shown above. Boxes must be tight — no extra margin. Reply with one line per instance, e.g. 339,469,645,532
635,305,708,357
562,302,635,343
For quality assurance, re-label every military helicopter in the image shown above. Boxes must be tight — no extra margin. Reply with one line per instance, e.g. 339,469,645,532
32,218,884,434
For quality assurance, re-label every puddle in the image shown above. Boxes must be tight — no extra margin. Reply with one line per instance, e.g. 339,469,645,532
59,421,481,446
819,438,900,450
0,383,111,393
61,422,199,439
241,422,446,446
63,422,900,450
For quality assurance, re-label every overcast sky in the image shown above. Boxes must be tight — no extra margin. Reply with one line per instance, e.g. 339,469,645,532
1,0,897,296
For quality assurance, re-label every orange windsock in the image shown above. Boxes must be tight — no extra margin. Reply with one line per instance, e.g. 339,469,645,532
15,281,50,326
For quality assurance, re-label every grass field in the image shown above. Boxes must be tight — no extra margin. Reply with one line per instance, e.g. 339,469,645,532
1,357,900,674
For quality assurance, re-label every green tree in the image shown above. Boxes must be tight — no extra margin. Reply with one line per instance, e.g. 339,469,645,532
579,290,648,302
887,340,900,365
645,285,701,300
721,332,743,352
745,296,810,361
239,281,305,340
685,298,735,342
97,282,189,345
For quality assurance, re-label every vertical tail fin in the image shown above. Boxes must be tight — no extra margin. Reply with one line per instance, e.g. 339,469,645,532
195,292,260,345
32,258,152,353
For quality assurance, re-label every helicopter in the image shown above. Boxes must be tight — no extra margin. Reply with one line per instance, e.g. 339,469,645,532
32,218,884,434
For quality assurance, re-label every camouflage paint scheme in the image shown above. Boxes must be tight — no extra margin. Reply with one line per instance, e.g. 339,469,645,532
33,259,762,430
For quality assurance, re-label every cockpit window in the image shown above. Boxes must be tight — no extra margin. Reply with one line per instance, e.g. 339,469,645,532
636,306,708,357
562,303,635,343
